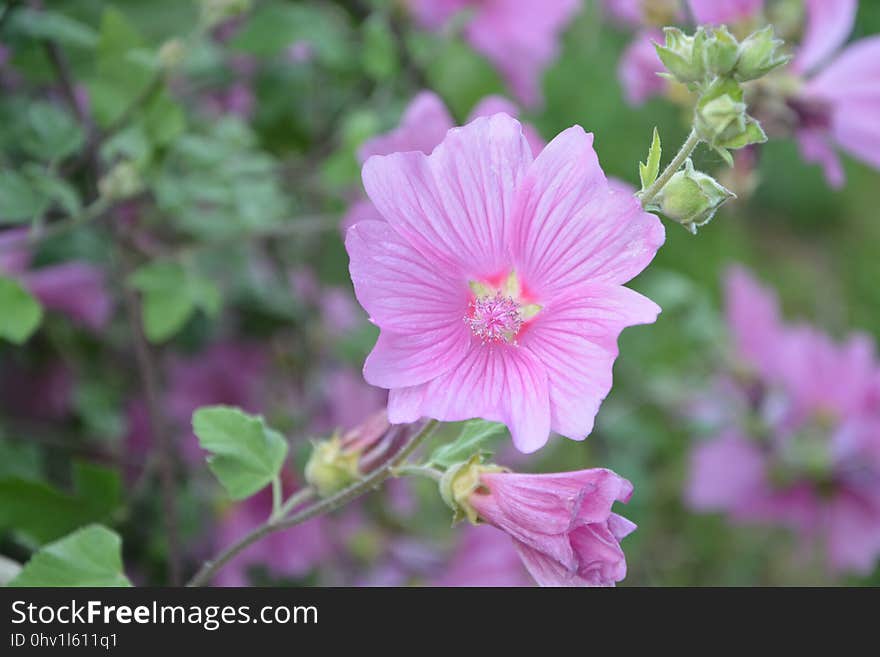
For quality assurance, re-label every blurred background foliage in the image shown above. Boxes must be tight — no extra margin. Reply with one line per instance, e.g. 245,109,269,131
0,0,878,586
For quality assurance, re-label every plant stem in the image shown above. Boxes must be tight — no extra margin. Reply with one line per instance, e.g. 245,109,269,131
186,419,439,587
393,464,443,481
269,476,282,522
639,129,702,207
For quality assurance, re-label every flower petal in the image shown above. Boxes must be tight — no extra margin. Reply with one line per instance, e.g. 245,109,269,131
363,326,471,388
362,113,533,277
793,0,858,75
511,125,664,297
521,284,660,440
387,342,551,453
346,220,467,334
358,91,454,162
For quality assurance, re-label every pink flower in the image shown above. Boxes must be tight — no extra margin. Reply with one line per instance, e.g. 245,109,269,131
790,0,880,187
344,91,545,232
468,468,636,586
686,0,763,26
408,0,581,107
347,113,663,452
601,0,644,28
432,524,533,586
618,29,665,106
0,229,111,330
687,266,880,574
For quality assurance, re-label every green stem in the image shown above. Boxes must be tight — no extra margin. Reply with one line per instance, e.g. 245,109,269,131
269,476,282,522
274,485,315,520
393,464,443,481
186,419,439,587
639,129,702,208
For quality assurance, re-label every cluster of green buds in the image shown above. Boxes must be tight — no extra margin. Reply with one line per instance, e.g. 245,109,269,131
641,25,791,232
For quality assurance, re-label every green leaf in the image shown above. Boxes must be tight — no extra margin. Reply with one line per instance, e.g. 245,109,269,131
21,102,85,162
362,14,397,81
88,8,156,128
429,419,508,468
0,276,43,344
639,127,662,191
9,8,99,49
0,555,22,586
193,406,289,500
0,462,122,545
0,170,42,224
25,165,82,217
142,92,186,147
129,262,222,342
10,525,131,587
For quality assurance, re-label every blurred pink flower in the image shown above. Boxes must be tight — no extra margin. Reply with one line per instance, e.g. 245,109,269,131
347,113,663,451
432,524,533,586
791,0,880,188
469,468,636,586
408,0,581,107
686,0,763,25
214,485,332,586
344,91,546,232
618,29,665,106
687,266,880,574
601,0,643,28
0,229,111,330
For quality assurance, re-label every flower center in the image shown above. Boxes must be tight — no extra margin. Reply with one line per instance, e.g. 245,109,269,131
466,293,523,344
464,271,541,345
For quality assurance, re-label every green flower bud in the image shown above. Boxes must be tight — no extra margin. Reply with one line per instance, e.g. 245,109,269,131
735,25,791,82
657,159,735,233
158,39,186,71
704,26,740,77
98,161,143,201
439,455,506,524
654,27,708,85
695,78,768,152
304,435,360,497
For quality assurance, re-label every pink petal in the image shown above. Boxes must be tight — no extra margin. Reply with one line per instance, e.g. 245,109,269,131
687,0,763,25
511,125,664,298
346,220,468,334
362,113,533,277
358,91,455,162
793,0,857,75
827,488,880,574
724,265,784,372
796,129,846,188
364,326,471,388
341,198,382,233
618,30,665,107
468,96,546,155
25,262,111,330
685,431,766,512
387,342,551,453
520,284,660,440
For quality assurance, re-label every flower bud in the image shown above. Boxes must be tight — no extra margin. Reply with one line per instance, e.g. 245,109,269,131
735,25,791,82
695,78,767,151
158,39,186,71
439,455,506,524
98,161,143,201
304,435,360,497
657,159,735,233
704,26,740,77
654,27,708,85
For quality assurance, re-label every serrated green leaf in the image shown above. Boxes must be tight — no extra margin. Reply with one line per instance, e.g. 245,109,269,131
429,419,508,468
639,128,662,190
10,525,131,587
0,276,43,344
193,406,289,500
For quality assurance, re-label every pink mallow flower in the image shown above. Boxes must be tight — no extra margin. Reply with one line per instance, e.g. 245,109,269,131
788,0,880,188
0,229,111,330
687,266,880,574
347,113,664,452
343,91,545,233
407,0,581,107
461,468,636,586
618,29,665,106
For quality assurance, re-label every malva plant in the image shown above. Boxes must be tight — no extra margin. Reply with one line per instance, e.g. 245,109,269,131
2,0,877,590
